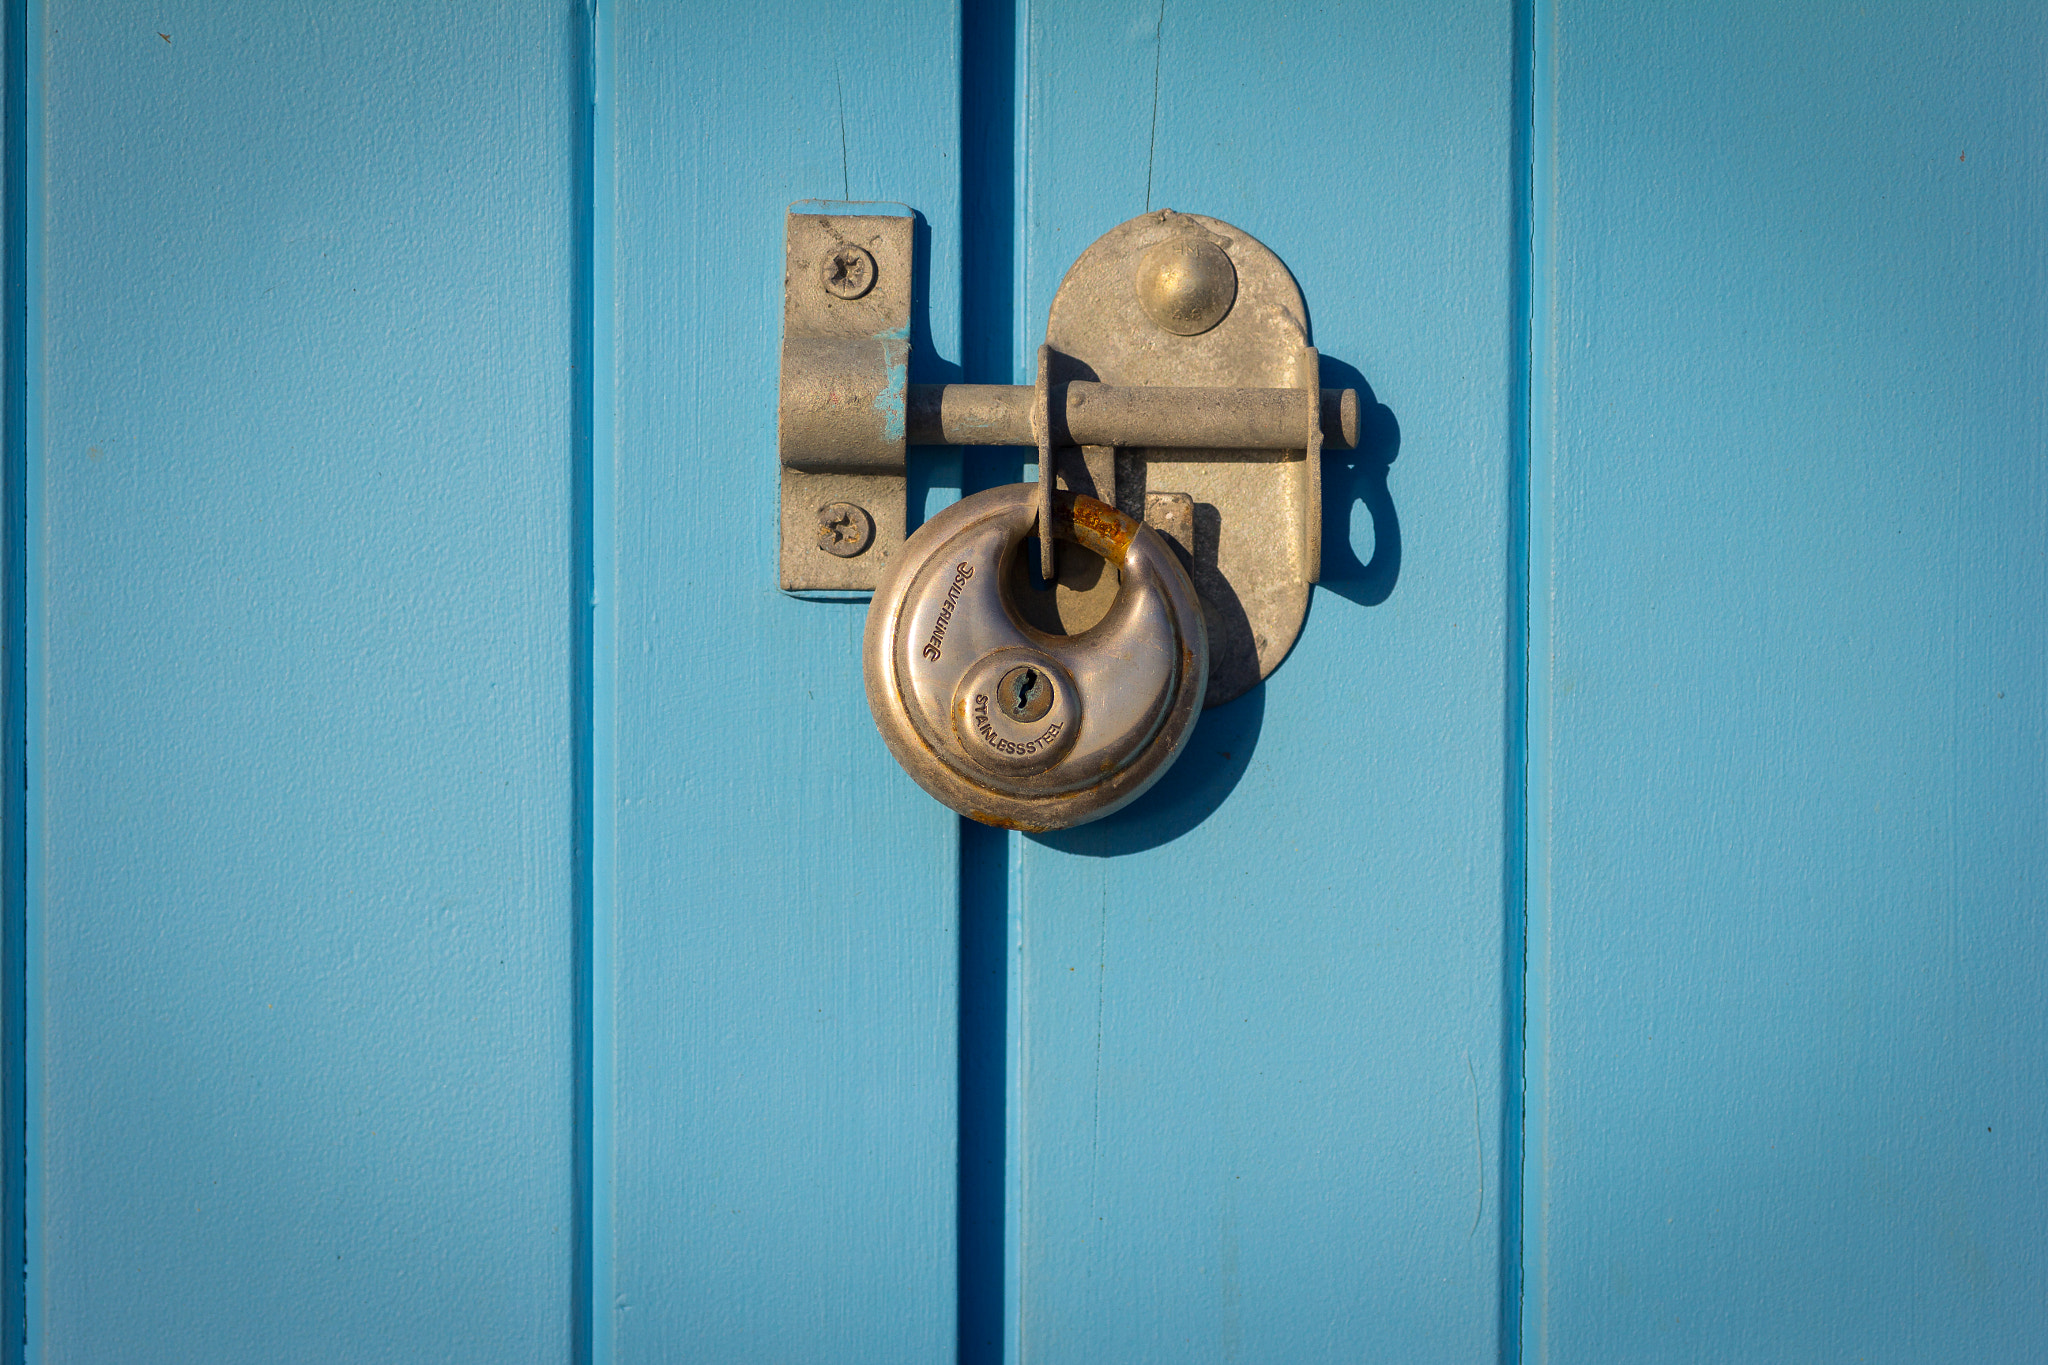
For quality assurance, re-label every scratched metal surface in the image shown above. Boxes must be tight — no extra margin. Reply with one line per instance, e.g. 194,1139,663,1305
22,1,582,1360
1525,3,2048,1361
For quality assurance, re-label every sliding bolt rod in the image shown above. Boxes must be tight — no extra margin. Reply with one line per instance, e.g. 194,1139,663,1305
907,382,1358,451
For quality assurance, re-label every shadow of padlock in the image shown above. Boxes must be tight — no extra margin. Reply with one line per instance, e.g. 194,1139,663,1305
864,486,1208,831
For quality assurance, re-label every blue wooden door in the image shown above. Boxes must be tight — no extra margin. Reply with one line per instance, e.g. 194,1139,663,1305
8,3,2043,1363
604,1,1516,1360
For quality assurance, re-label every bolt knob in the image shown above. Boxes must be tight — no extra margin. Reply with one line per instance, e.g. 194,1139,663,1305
1134,233,1237,336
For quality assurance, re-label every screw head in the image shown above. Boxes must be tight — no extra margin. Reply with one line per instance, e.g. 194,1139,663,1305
819,244,877,300
1134,232,1237,336
816,501,874,557
995,664,1055,723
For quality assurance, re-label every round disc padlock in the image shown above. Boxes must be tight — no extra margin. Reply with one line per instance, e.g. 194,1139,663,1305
864,484,1208,830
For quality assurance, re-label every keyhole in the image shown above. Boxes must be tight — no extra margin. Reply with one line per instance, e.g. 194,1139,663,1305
1008,669,1041,715
997,665,1054,723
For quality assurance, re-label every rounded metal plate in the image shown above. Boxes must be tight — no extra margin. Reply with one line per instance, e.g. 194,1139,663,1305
1046,210,1317,707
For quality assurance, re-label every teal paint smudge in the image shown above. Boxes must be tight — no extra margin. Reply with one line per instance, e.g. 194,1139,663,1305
873,338,908,445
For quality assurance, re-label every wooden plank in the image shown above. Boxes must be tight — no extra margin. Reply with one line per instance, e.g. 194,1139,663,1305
1529,3,2048,1360
26,2,583,1359
603,1,964,1359
1008,2,1521,1359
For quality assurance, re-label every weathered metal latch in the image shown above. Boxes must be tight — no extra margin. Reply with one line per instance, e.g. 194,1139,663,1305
779,200,1358,707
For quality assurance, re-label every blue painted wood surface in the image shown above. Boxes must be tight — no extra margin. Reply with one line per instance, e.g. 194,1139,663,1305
19,3,584,1360
1525,2,2048,1360
1004,2,1520,1361
602,3,965,1361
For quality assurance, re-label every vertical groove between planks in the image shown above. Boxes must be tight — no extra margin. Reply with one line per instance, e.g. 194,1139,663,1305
1,0,25,1356
1519,0,1557,1359
954,0,1024,1358
958,1,1026,1360
582,2,617,1361
1501,0,1535,1359
1007,11,1030,1359
8,0,34,1357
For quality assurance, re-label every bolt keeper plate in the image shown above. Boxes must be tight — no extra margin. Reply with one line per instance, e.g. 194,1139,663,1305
1044,210,1321,706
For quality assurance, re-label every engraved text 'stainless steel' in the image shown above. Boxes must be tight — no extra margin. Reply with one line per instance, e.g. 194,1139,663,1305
865,486,1207,831
780,204,1351,825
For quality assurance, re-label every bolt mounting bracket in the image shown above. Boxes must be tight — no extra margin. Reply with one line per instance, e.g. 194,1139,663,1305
777,202,1356,703
777,202,913,595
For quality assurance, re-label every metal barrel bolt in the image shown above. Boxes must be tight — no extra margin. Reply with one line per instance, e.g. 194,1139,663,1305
780,206,1354,825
